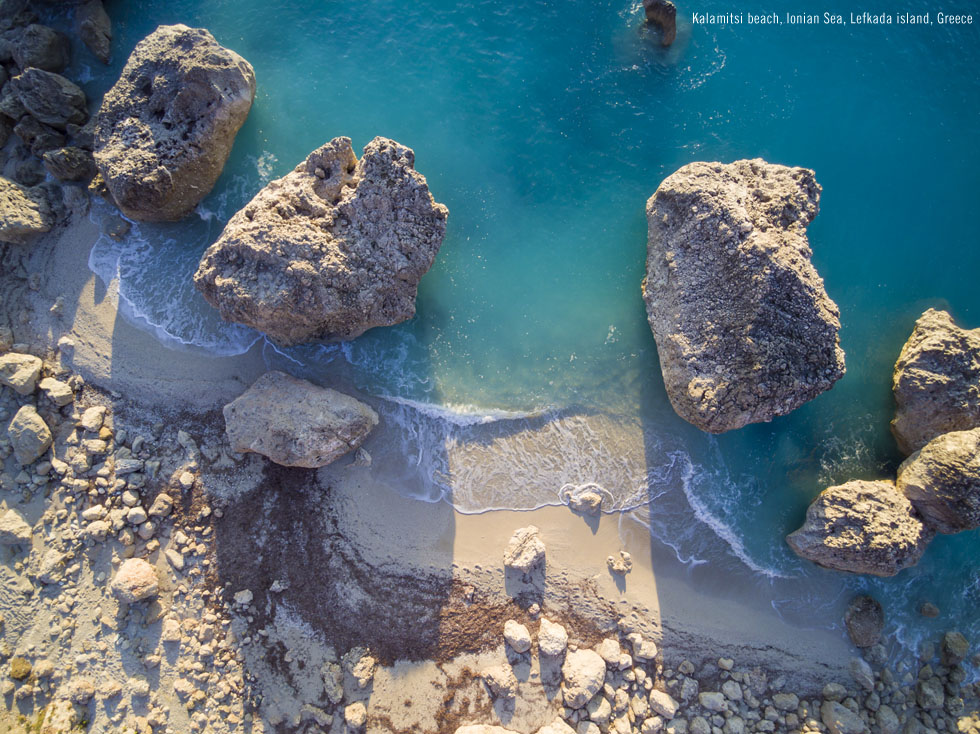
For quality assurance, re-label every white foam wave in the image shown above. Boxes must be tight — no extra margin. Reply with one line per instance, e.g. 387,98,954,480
380,394,552,427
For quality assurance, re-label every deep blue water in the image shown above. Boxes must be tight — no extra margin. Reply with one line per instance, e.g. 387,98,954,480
66,0,980,649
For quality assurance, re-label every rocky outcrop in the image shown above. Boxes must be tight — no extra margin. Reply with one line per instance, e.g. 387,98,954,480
194,136,449,345
110,558,159,602
93,24,256,221
786,479,932,576
76,0,111,63
896,427,980,534
642,159,844,433
892,309,980,455
643,0,677,45
222,371,378,468
7,404,52,464
0,176,51,243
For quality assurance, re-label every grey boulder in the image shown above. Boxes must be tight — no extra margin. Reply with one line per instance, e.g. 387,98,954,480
0,177,52,243
9,67,87,129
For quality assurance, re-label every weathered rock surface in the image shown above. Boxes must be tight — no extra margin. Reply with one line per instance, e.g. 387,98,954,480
9,24,70,71
820,700,867,734
643,0,677,45
786,479,932,576
843,595,884,648
194,136,449,345
896,427,980,534
0,352,42,393
110,557,159,602
503,525,546,575
0,176,51,243
561,649,606,709
538,618,568,657
76,0,111,63
642,159,844,433
503,619,532,653
480,664,518,700
94,24,255,221
43,146,96,181
9,67,88,128
892,309,980,455
222,370,378,468
7,404,52,464
0,508,32,545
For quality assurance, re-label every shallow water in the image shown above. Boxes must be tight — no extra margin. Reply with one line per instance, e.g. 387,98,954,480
72,0,980,647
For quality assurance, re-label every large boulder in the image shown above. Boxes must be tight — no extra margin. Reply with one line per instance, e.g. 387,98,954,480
110,557,159,602
9,67,88,129
892,309,980,455
561,649,606,709
93,24,255,221
643,0,677,45
194,136,449,345
8,24,70,72
7,404,52,464
896,427,980,534
222,370,378,468
0,177,52,243
642,159,844,434
786,479,932,577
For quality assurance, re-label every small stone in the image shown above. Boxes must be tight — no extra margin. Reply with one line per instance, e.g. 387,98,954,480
178,471,194,489
561,649,606,709
607,550,633,575
503,620,531,653
82,519,109,542
161,617,181,643
80,406,106,432
820,700,866,734
850,657,875,690
822,683,847,701
718,658,734,671
8,657,31,680
771,693,799,711
165,548,184,570
110,558,159,603
7,405,52,464
916,676,945,710
350,654,376,688
481,663,518,700
649,690,680,719
568,489,604,516
721,680,742,701
148,492,174,517
127,506,148,525
233,589,253,606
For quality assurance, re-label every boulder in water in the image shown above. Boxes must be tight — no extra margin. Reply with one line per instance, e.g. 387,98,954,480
642,159,845,433
843,595,884,648
786,479,932,577
194,136,448,345
892,308,980,455
643,0,677,45
93,24,256,221
222,370,378,468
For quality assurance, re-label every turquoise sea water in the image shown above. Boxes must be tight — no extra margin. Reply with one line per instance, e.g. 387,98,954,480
68,1,980,649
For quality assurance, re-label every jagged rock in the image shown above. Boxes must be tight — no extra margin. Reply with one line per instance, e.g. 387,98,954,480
481,663,518,700
844,595,884,648
850,657,874,690
538,618,568,657
76,0,110,63
14,114,66,156
607,550,633,575
0,508,31,545
892,309,980,454
37,376,73,405
7,404,52,464
896,427,980,534
0,177,52,243
94,24,256,221
503,620,531,653
0,352,41,393
642,159,844,433
568,488,603,516
222,371,378,468
195,136,448,345
9,24,70,71
643,0,677,45
110,557,159,602
503,525,546,575
820,700,867,734
786,479,932,576
561,649,606,709
941,631,969,666
39,698,81,734
9,68,87,129
649,689,680,719
43,146,96,182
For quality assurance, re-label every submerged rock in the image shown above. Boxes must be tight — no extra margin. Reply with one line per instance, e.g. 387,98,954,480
642,159,844,433
643,0,677,46
94,24,255,221
896,427,980,534
843,595,884,648
222,370,378,468
892,309,980,455
786,479,932,576
0,176,51,243
195,136,448,345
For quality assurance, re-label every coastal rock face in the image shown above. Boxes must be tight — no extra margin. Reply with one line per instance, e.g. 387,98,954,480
642,159,844,434
786,479,932,577
0,176,51,243
643,0,677,45
7,404,52,464
892,309,980,455
194,136,449,345
93,24,256,221
561,649,606,709
222,371,378,469
110,557,159,602
896,427,980,534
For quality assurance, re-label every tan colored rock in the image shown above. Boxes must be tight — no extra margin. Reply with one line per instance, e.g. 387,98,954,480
38,377,73,406
561,649,605,709
0,509,32,545
7,404,52,464
0,352,42,394
194,136,448,345
223,371,378,468
642,159,844,433
94,24,255,221
503,525,545,574
0,178,52,244
892,309,980,455
110,557,159,602
897,427,980,533
786,479,933,576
